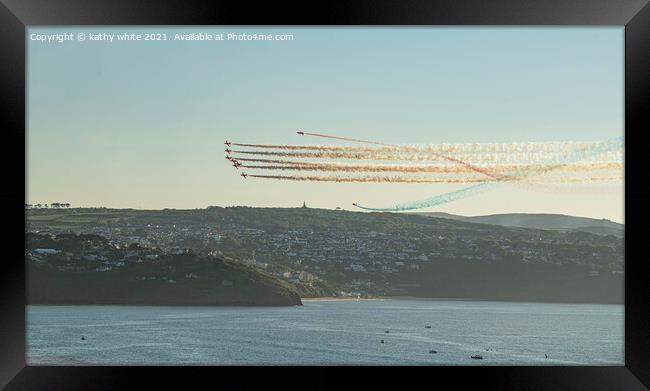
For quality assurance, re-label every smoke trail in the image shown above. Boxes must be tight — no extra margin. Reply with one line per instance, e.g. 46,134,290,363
230,133,622,211
232,141,622,166
306,129,512,211
248,174,495,184
241,164,482,173
351,182,498,211
295,133,619,180
241,161,622,174
298,131,390,146
296,132,622,156
248,173,621,184
234,157,322,166
234,140,611,154
233,150,375,159
294,134,517,180
354,175,622,211
524,175,622,183
231,140,588,156
233,149,622,164
354,169,621,211
233,143,353,151
240,141,508,179
353,139,622,211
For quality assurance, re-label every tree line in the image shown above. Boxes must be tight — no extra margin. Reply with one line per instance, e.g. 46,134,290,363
26,203,71,209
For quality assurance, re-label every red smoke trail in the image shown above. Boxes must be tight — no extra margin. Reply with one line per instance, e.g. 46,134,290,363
246,173,620,184
234,157,322,166
241,161,622,174
298,132,390,146
298,131,515,181
247,174,493,184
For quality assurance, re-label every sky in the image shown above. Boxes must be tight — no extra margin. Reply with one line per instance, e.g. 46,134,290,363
27,27,624,222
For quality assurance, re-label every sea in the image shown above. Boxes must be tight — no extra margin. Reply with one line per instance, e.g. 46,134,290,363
26,299,624,365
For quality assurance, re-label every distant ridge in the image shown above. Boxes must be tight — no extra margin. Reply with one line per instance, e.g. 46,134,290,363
414,212,623,237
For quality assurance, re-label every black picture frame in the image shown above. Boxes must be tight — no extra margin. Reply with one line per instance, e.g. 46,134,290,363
1,1,649,389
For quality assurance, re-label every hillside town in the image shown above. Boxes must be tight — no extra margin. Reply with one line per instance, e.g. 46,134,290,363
26,205,624,299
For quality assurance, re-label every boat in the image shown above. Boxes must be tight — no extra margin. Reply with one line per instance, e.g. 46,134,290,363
429,350,437,354
425,325,432,329
471,355,483,360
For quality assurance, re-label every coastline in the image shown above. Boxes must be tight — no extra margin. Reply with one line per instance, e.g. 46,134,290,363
300,296,623,305
301,297,384,302
301,296,487,302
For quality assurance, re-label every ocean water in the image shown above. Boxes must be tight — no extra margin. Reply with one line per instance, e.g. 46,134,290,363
26,299,623,365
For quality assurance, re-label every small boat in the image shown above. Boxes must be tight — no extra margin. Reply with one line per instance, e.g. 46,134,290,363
471,355,483,360
425,325,432,329
81,336,85,341
380,340,385,344
429,350,437,354
385,330,390,333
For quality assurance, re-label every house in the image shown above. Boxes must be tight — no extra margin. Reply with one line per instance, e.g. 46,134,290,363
298,271,314,282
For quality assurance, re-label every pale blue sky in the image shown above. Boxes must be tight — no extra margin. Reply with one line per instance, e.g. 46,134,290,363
27,27,624,221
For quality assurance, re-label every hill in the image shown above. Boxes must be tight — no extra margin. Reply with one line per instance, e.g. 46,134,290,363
27,233,302,306
26,207,624,304
414,212,623,237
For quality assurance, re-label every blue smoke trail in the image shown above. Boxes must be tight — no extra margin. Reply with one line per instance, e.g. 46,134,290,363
354,138,623,212
356,182,496,212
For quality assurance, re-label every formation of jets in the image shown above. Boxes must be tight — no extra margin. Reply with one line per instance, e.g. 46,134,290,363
226,140,247,177
225,156,242,168
227,135,301,179
226,137,359,208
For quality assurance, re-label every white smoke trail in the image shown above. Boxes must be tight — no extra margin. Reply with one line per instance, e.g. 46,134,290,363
231,140,622,166
241,162,622,174
247,173,621,184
